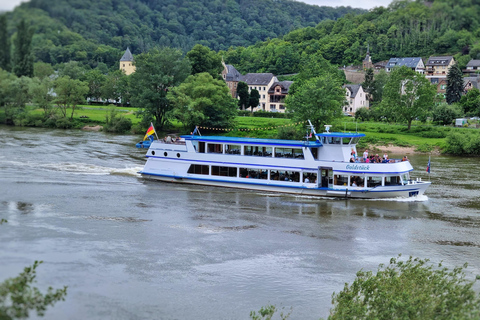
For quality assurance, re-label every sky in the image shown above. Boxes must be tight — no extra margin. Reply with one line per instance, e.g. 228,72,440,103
0,0,392,12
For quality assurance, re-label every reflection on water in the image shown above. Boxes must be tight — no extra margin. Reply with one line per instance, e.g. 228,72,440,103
0,126,479,320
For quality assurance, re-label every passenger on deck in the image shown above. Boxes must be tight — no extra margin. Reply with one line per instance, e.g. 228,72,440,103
350,157,355,163
402,156,408,161
363,149,368,162
166,136,172,143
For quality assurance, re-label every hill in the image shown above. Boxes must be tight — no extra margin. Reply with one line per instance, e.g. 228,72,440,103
2,0,364,66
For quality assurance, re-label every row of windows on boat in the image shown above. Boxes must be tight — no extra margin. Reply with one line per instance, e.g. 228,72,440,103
192,141,314,159
187,164,409,187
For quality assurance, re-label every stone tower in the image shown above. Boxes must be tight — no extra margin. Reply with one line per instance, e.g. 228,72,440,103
120,47,135,75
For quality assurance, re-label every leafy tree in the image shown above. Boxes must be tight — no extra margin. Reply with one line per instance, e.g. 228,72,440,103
460,87,480,115
12,19,34,78
250,305,291,320
432,102,463,125
130,47,191,130
0,15,11,72
446,63,464,104
381,66,436,130
104,107,132,133
186,44,222,79
329,255,480,320
2,75,32,125
54,76,89,120
0,261,67,319
33,62,54,80
362,68,374,100
84,69,106,103
168,72,237,130
56,61,87,80
248,89,260,112
354,107,371,122
30,77,55,118
285,73,345,130
237,81,249,110
370,69,389,105
102,70,129,105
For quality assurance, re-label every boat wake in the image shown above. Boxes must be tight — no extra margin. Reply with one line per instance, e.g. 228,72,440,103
4,160,143,177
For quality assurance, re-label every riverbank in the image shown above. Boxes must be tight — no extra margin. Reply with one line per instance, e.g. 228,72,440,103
368,144,442,155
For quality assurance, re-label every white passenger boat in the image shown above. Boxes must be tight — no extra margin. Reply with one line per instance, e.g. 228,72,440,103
137,123,430,199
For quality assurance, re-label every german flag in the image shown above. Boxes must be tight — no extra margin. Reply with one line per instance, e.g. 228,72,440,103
143,123,156,141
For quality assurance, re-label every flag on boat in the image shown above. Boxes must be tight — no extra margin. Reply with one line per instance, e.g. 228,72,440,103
143,123,156,141
426,157,431,173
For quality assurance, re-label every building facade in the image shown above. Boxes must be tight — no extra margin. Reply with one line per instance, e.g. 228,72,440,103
120,47,135,75
343,84,369,114
385,57,424,73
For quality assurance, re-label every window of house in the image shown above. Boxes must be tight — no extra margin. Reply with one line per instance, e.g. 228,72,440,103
263,87,266,91
279,105,285,110
270,105,276,110
123,64,125,67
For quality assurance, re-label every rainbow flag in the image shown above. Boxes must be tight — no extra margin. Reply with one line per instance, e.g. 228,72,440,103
143,123,155,141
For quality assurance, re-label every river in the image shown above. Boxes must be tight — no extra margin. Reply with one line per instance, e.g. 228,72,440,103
1,125,479,319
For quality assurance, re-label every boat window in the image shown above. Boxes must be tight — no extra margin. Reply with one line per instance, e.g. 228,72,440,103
211,166,237,177
334,174,349,186
275,147,303,159
239,168,267,180
385,176,402,186
401,173,410,184
332,137,342,144
197,141,205,153
244,145,272,157
207,143,223,153
270,170,300,182
187,164,209,175
351,137,361,145
366,176,383,188
311,147,318,159
225,144,241,155
303,172,317,183
342,137,351,145
350,175,364,187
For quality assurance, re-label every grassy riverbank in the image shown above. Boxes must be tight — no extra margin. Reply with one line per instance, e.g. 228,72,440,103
4,105,479,154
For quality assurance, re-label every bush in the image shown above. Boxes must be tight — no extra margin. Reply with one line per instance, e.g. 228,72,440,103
104,108,132,133
444,130,480,155
432,102,463,126
55,118,74,129
354,107,371,122
328,255,480,320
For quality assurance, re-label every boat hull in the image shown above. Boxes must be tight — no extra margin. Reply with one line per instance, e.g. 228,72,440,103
140,172,430,199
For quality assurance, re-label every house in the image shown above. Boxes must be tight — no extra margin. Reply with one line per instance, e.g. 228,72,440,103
463,76,480,93
385,57,424,73
120,47,135,75
268,81,293,113
221,61,243,98
435,79,448,100
241,73,278,111
343,84,369,114
424,56,455,81
463,60,480,76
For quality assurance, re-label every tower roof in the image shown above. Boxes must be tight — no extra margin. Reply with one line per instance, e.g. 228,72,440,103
120,47,134,62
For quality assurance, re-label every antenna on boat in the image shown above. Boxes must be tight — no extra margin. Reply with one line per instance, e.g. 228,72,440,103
307,120,319,141
192,126,201,136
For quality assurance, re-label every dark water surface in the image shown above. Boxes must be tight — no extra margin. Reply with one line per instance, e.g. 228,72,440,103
1,126,479,319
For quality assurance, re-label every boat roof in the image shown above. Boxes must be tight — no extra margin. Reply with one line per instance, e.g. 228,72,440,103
182,135,323,147
181,132,365,147
316,132,366,138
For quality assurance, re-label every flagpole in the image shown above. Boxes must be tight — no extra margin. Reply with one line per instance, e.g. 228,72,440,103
152,122,160,141
428,156,431,181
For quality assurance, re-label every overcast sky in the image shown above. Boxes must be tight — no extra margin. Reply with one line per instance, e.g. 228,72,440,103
0,0,392,12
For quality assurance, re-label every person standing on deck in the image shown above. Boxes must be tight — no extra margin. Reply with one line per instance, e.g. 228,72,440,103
363,149,368,162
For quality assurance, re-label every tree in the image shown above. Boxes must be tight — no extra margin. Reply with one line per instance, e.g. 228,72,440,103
12,19,34,78
130,47,191,130
381,66,436,130
285,73,345,130
1,75,32,125
248,89,260,112
54,76,89,120
0,15,11,72
446,63,464,104
33,62,54,80
432,102,463,125
186,44,222,79
362,67,374,100
102,70,129,105
30,77,55,118
84,69,106,103
371,69,389,105
0,261,68,319
329,255,480,320
168,72,237,130
460,87,480,115
237,81,249,110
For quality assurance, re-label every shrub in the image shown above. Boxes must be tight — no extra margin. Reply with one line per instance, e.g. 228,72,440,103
104,108,132,133
354,107,371,122
328,255,480,320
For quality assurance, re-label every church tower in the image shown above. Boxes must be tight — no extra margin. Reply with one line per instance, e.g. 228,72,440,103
363,45,373,70
120,47,135,75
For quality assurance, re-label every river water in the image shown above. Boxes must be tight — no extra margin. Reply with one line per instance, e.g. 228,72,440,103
1,125,479,319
